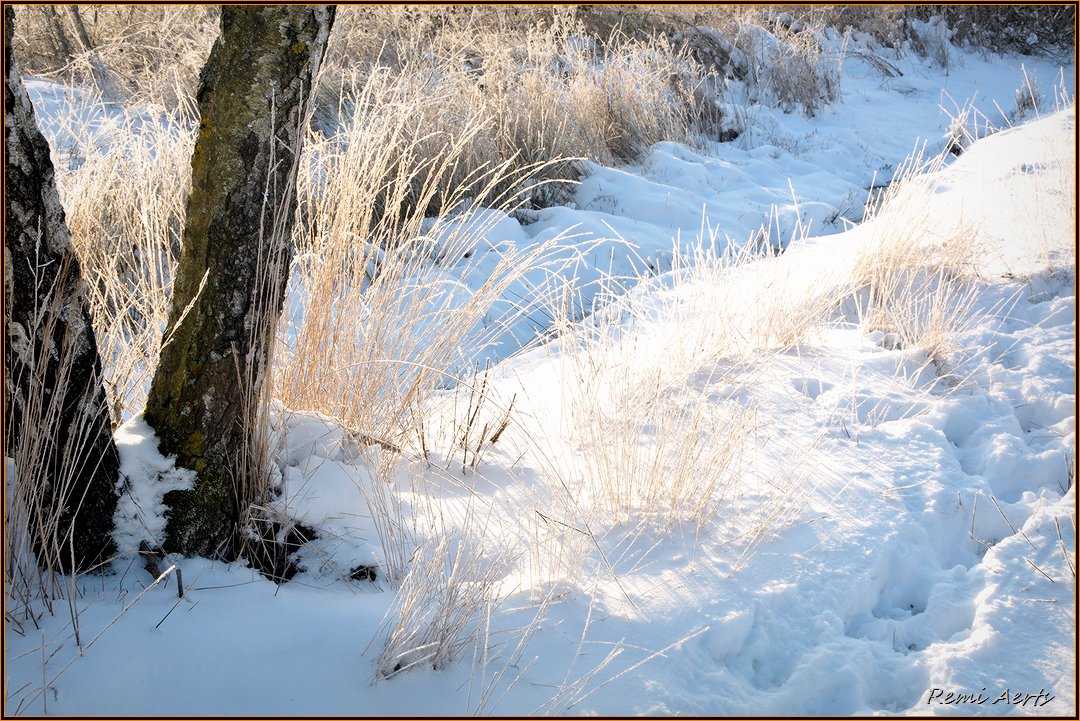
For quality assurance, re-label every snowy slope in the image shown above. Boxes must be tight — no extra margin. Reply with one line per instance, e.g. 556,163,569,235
6,41,1076,717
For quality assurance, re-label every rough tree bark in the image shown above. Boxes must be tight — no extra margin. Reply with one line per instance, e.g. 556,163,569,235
143,6,335,558
4,6,119,573
65,7,94,54
41,6,74,62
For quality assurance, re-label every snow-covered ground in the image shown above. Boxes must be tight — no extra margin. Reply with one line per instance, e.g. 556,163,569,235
6,33,1075,717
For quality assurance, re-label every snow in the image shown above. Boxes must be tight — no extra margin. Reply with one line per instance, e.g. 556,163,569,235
112,417,195,559
6,33,1075,717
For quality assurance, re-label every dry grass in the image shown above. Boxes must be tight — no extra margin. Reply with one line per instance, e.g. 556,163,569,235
11,4,852,190
569,361,756,531
532,241,799,535
847,141,994,376
54,104,193,424
733,10,843,116
274,67,577,450
421,361,516,474
850,144,963,284
10,5,215,113
5,259,111,628
854,267,982,373
372,499,514,680
311,5,732,201
579,218,842,366
533,248,841,543
232,95,313,571
361,449,416,588
818,5,1075,66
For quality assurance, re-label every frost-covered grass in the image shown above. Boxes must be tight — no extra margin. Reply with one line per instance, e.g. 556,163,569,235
277,68,578,450
54,103,193,426
5,11,1077,718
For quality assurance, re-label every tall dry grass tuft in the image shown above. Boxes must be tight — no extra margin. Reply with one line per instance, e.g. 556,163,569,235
316,6,734,177
54,105,193,424
5,259,113,630
532,242,776,535
854,267,982,373
373,501,514,679
275,68,577,450
568,358,757,531
734,12,843,117
509,212,848,562
847,142,988,376
233,93,318,573
5,25,194,642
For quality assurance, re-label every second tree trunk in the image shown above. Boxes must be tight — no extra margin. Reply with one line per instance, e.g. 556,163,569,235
144,6,335,558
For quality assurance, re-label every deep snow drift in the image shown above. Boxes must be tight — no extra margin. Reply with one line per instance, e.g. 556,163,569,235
5,34,1076,717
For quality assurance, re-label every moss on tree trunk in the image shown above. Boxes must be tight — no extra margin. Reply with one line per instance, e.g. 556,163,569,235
4,7,119,573
143,6,334,558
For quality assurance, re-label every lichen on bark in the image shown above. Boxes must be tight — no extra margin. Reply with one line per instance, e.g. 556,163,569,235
143,6,335,558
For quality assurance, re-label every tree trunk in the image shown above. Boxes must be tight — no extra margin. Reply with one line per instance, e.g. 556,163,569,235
41,6,74,61
144,6,335,558
65,6,94,53
4,6,119,574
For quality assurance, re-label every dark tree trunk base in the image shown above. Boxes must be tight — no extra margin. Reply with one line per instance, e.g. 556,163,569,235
5,6,120,574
